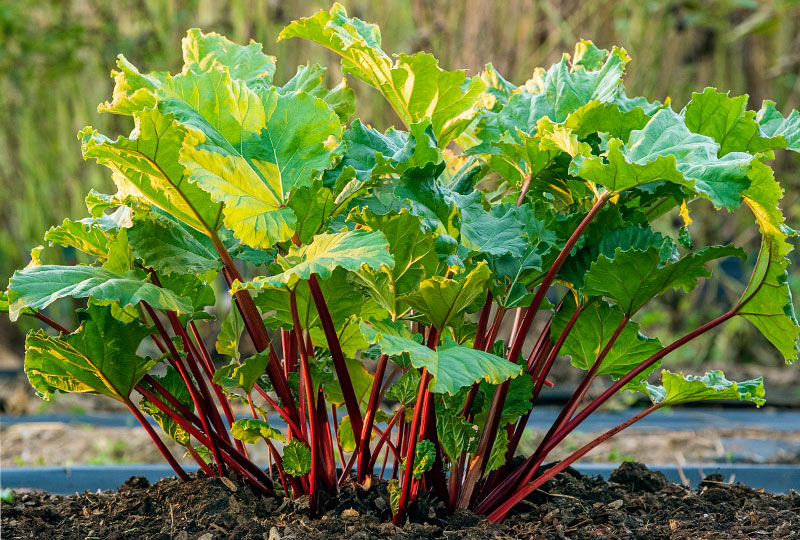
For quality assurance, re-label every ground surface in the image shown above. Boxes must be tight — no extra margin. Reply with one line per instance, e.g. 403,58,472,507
2,463,798,539
3,421,799,468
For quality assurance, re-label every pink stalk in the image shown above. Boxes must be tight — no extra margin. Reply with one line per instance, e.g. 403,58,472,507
307,275,365,442
136,383,273,493
290,289,320,508
393,367,431,524
357,353,389,482
142,303,226,476
166,311,231,447
32,311,71,334
216,256,302,439
488,405,661,521
188,321,247,455
315,390,338,492
459,194,610,508
123,396,189,480
331,404,347,478
476,307,739,516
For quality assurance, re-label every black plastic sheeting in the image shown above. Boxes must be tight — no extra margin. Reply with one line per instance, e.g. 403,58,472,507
2,464,798,495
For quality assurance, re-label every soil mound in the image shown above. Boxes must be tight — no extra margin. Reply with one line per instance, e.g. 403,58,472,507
2,463,798,539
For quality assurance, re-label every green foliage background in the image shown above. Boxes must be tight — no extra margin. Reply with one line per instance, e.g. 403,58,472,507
2,0,799,365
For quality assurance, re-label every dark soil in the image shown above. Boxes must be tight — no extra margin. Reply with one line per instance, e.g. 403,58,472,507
2,462,798,539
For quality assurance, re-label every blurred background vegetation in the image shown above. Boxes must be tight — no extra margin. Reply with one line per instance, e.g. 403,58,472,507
1,0,799,370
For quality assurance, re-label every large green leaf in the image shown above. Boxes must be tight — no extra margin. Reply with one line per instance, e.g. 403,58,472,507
684,88,785,155
582,245,744,315
503,46,628,129
360,323,520,394
280,63,355,122
401,263,491,330
552,300,663,384
757,101,800,153
181,28,276,87
180,147,297,249
571,108,754,208
643,370,765,407
456,194,528,257
564,99,650,141
168,72,341,248
44,219,112,259
235,229,393,291
737,240,799,363
352,210,438,320
24,304,155,402
127,214,221,275
559,225,676,291
736,160,799,363
80,108,222,234
279,3,485,146
8,265,192,321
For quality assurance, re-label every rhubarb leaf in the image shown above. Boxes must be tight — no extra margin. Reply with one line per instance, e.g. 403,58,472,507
582,245,744,315
684,88,785,155
407,439,436,479
170,76,341,248
644,370,765,407
437,408,477,462
216,307,244,361
737,239,799,363
280,63,355,122
386,369,421,405
571,108,754,208
352,210,438,320
44,219,112,259
215,351,269,393
279,3,485,146
553,300,663,384
127,214,221,275
24,304,155,402
757,101,800,152
235,229,393,291
231,418,286,444
499,46,629,132
360,324,520,394
80,108,222,234
401,263,491,330
181,28,276,87
8,265,192,321
324,356,374,409
283,440,312,476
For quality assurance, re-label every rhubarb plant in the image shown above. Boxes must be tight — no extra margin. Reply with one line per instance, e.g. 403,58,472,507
5,3,799,524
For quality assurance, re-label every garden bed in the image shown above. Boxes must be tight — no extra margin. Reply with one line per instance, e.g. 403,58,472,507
3,463,798,539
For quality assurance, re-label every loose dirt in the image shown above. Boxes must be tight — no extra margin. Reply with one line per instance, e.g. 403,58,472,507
2,462,798,539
